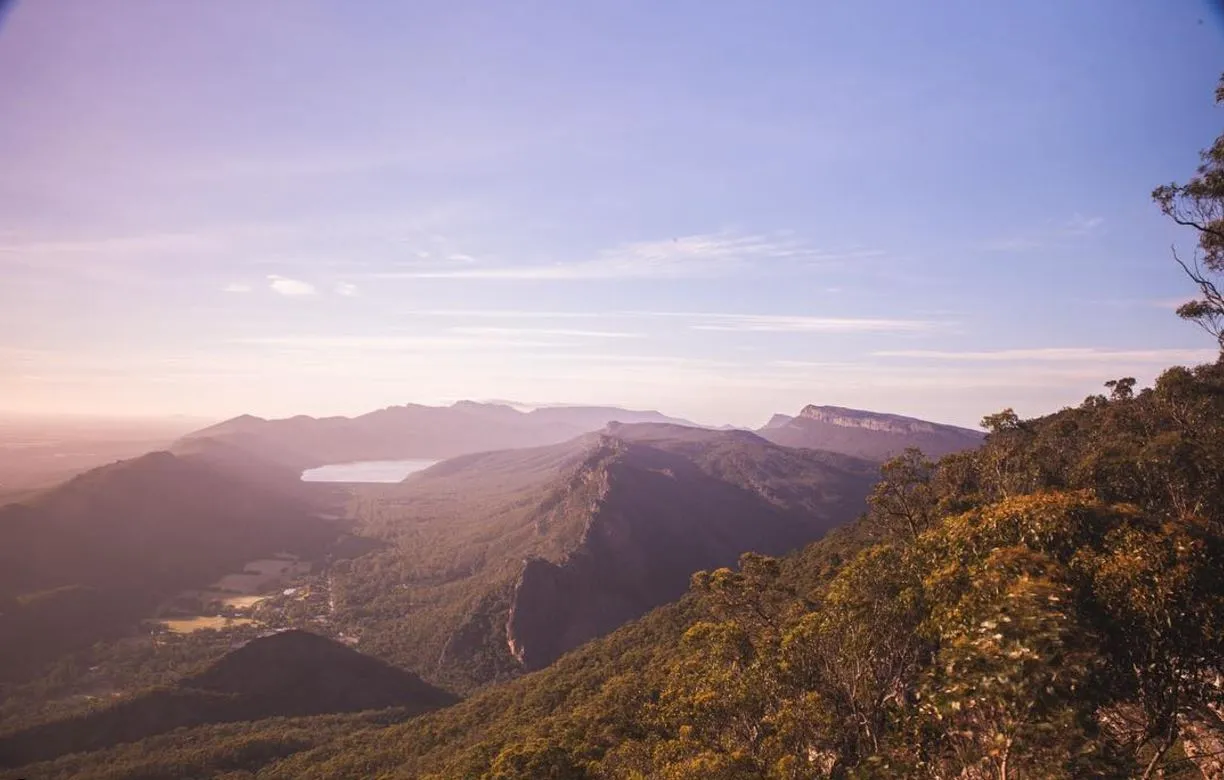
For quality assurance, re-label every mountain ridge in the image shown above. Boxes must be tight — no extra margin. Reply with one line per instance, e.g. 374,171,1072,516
335,422,877,687
178,402,700,469
758,404,984,460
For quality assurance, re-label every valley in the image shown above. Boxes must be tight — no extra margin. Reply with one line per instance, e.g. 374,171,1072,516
0,406,890,761
152,553,314,634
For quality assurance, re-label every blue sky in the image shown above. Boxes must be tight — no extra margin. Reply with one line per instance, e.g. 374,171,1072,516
1,1,1222,427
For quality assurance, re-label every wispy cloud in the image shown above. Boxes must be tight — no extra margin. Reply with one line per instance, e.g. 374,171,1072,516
981,213,1105,252
874,347,1217,363
1077,297,1191,310
223,282,252,293
1063,213,1105,235
1148,297,1191,311
0,209,465,289
679,313,944,334
267,275,316,297
763,359,1154,392
0,232,219,257
412,309,601,319
335,282,359,297
449,327,643,339
370,232,879,281
411,308,945,334
770,360,872,369
233,335,573,350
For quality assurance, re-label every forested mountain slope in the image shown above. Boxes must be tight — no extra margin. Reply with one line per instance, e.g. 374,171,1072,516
331,423,877,692
0,449,335,683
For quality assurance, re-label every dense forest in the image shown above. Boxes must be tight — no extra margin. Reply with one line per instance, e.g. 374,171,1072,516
4,71,1224,780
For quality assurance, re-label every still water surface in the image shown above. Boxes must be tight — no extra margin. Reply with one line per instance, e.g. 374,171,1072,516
300,459,439,483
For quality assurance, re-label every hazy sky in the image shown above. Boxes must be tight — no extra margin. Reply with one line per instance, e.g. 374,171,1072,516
2,1,1223,427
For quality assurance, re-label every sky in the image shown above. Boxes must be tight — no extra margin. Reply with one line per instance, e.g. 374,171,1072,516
1,1,1223,428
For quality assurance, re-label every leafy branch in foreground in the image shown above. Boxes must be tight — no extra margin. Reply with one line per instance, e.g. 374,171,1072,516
1153,73,1224,348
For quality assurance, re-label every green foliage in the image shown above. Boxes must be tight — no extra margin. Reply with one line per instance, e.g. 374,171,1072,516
1153,72,1224,347
485,739,591,779
918,547,1110,778
865,448,937,540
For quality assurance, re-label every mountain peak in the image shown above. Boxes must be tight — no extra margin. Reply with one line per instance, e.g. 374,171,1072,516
0,630,458,768
188,629,457,711
602,421,765,446
181,414,268,439
451,399,512,409
761,413,794,430
797,405,944,435
759,405,984,461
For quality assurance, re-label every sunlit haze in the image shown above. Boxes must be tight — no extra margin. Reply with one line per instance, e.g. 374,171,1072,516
2,1,1222,427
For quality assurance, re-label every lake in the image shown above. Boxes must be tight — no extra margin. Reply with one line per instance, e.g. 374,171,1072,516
300,459,439,483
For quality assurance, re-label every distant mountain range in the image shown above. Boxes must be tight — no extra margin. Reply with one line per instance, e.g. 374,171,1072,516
757,404,984,460
178,401,698,468
178,401,982,472
0,630,456,767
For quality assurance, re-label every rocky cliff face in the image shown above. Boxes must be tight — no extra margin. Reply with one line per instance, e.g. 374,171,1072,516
500,431,876,671
797,405,941,434
759,405,984,461
505,553,643,670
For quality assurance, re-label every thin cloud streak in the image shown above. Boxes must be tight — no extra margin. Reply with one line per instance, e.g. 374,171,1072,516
875,347,1218,363
685,313,944,334
412,309,602,319
370,232,881,281
980,213,1106,252
406,309,944,334
0,231,220,257
1063,213,1105,235
449,327,644,339
232,335,578,350
763,359,1173,391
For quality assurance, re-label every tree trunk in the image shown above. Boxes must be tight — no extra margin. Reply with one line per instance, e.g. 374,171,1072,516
1140,723,1178,780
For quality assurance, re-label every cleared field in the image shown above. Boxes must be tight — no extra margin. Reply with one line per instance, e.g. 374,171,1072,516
219,595,267,610
208,557,311,595
160,616,256,634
